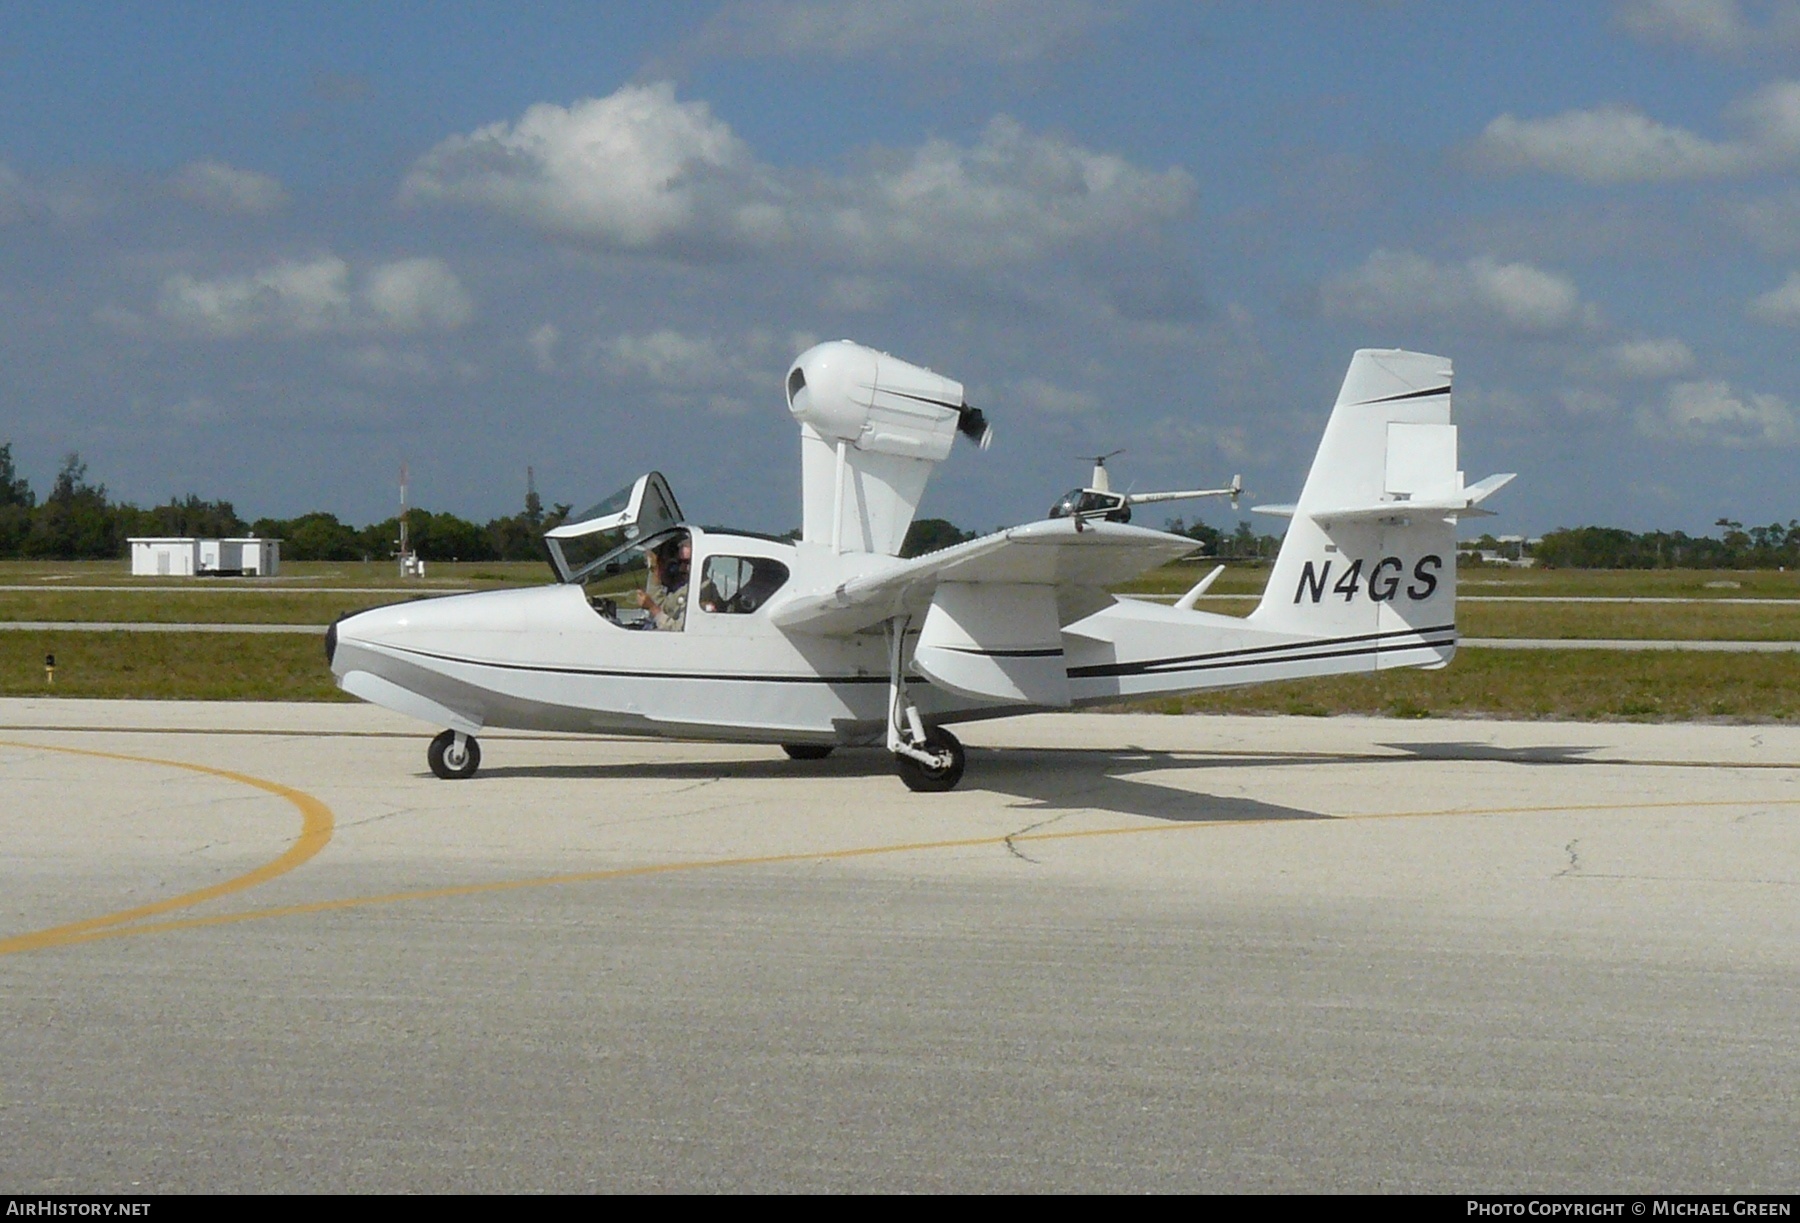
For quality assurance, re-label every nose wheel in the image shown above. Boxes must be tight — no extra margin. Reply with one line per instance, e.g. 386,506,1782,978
428,729,481,780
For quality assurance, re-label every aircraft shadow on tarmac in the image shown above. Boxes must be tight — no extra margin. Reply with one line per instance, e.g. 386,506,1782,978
1378,741,1604,766
468,738,1609,823
476,746,1329,825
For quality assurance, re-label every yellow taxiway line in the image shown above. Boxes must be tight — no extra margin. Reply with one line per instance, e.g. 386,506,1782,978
3,735,1796,959
0,738,335,957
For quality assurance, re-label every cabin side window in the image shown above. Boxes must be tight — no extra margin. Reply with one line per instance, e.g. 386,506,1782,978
697,556,790,615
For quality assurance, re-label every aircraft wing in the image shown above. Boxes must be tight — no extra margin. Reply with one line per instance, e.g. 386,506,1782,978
767,519,1197,636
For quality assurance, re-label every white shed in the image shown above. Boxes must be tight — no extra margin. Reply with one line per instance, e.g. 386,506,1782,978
222,538,280,576
128,537,280,577
130,538,200,576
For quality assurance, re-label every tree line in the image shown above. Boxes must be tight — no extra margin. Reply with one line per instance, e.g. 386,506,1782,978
1161,517,1284,561
6,443,1797,569
0,445,568,563
1510,522,1800,570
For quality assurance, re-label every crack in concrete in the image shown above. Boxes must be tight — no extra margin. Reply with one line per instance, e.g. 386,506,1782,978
1554,837,1582,878
1003,813,1071,864
342,806,421,828
668,776,724,797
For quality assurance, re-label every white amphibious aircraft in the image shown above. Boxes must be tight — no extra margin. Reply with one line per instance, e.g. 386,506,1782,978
328,341,1512,790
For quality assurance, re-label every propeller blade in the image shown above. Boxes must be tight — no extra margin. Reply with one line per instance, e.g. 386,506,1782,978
957,404,992,449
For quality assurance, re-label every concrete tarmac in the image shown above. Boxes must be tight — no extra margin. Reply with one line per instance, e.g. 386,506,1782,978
2,699,1797,1193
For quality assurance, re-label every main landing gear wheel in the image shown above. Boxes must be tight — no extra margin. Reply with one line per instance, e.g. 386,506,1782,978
428,729,481,780
781,744,835,761
894,727,965,792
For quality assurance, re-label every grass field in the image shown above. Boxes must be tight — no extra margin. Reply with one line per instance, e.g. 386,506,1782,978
2,631,344,701
2,558,1797,719
0,590,440,624
1112,650,1800,722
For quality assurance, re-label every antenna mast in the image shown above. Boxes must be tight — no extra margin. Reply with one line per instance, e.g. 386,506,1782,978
398,462,421,577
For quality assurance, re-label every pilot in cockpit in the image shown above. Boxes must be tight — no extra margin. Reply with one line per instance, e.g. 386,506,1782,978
635,533,690,630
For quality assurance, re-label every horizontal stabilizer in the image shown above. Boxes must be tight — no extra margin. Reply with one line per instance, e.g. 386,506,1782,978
1251,503,1295,517
1312,471,1515,525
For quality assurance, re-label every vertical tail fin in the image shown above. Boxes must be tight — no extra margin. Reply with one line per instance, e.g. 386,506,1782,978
1249,349,1509,671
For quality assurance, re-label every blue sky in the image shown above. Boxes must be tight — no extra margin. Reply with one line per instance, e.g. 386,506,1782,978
3,0,1799,539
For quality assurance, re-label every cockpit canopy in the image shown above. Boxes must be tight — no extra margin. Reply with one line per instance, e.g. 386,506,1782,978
544,472,684,584
1046,488,1131,524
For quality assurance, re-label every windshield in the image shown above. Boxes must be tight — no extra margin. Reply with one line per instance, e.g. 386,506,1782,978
544,472,683,583
567,484,635,528
1046,488,1129,522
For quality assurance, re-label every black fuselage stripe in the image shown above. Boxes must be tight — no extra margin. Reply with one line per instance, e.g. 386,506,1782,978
940,646,1065,658
374,628,1454,686
1068,622,1456,677
1071,636,1455,682
378,643,890,684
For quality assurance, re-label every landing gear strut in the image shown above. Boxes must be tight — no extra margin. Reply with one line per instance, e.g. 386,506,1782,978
428,729,481,779
886,616,966,791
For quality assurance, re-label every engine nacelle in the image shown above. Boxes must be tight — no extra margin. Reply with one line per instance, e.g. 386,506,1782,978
786,341,992,556
787,341,988,461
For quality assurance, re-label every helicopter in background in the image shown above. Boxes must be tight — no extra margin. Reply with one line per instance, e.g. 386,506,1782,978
1046,450,1243,528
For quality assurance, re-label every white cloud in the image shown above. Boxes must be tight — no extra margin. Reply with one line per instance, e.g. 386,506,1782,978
154,254,473,338
1616,0,1753,51
1474,104,1751,183
1558,388,1623,416
1731,78,1800,152
1748,270,1800,322
158,256,351,336
527,323,560,371
1452,384,1541,426
400,84,774,252
1006,376,1098,416
1143,416,1261,466
823,117,1196,268
680,0,1124,64
1616,0,1800,52
820,276,889,313
169,160,289,214
362,257,474,331
598,328,728,385
1604,336,1696,378
0,160,98,224
1637,378,1800,445
401,84,1196,274
1320,249,1592,333
1472,79,1800,182
1723,187,1800,251
589,327,806,414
